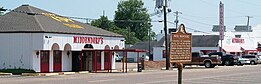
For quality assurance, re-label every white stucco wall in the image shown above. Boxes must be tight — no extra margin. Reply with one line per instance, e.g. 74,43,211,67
153,47,165,61
62,51,72,71
0,33,43,70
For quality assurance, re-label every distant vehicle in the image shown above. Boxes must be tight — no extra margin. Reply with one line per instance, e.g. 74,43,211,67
172,52,222,68
115,55,123,62
220,54,239,66
242,55,260,65
144,55,149,61
208,52,248,66
237,56,250,65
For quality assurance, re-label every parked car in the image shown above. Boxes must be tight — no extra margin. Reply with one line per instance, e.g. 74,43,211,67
242,55,260,65
237,56,250,65
208,52,241,66
115,55,123,62
221,54,239,66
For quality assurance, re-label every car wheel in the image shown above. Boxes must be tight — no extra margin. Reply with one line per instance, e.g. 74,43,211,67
250,61,255,65
224,60,230,66
237,62,243,66
204,61,212,68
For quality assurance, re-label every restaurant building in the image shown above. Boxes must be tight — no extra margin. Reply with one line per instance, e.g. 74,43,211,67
0,5,126,72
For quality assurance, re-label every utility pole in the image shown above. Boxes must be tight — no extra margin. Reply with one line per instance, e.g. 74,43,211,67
246,16,253,31
163,0,169,70
174,11,182,29
148,27,151,61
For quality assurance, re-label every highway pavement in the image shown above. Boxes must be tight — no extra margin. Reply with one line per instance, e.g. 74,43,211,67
0,65,261,84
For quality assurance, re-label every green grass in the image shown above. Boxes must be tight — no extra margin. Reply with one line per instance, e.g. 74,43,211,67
0,69,35,75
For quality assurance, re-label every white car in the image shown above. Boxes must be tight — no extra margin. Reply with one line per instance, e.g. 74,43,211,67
238,56,250,65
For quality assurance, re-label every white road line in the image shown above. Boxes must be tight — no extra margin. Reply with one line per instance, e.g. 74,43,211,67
88,79,116,83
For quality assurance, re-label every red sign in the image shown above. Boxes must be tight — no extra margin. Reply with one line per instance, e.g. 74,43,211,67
73,36,103,44
219,1,224,40
232,38,244,43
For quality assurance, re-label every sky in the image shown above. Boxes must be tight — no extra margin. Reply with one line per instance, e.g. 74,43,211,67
1,0,261,34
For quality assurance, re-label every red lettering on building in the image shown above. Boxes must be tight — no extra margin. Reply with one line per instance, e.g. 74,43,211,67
73,36,104,44
232,38,244,43
74,36,78,43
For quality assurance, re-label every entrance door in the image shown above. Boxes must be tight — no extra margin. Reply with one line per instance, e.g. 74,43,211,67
82,51,94,71
72,51,81,72
40,51,50,72
53,50,62,72
104,51,111,70
95,51,101,70
82,52,88,71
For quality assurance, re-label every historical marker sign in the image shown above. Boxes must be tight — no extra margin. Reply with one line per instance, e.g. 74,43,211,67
170,24,192,63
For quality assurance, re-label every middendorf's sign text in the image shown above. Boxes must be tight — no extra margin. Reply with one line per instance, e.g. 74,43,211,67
170,24,192,63
73,36,104,44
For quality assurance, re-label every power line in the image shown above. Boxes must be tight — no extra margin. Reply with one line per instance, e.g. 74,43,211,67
198,0,247,15
181,13,216,19
179,17,212,26
182,13,244,19
237,0,260,7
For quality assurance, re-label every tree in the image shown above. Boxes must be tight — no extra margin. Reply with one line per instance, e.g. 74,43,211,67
114,0,152,42
90,16,110,30
91,16,139,44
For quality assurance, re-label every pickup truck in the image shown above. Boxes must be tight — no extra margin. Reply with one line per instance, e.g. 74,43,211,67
172,52,222,68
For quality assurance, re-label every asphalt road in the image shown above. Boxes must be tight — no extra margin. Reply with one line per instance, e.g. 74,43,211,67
1,65,261,84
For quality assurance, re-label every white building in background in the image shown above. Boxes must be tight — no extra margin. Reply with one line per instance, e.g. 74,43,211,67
0,5,125,72
194,25,261,55
147,25,261,61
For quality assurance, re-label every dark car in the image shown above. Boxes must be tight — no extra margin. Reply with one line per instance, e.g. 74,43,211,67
208,52,239,66
221,54,239,66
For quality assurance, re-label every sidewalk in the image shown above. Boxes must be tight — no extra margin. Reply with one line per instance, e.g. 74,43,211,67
21,71,89,76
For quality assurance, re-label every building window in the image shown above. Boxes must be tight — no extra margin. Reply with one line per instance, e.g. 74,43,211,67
235,35,241,38
53,50,61,63
41,51,49,63
162,50,166,58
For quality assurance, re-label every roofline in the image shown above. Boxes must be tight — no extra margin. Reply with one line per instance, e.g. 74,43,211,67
0,31,124,38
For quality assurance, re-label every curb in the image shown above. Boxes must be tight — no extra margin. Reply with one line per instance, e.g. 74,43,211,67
40,73,59,76
63,72,76,75
78,71,89,74
0,73,12,76
22,73,62,76
21,73,40,76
